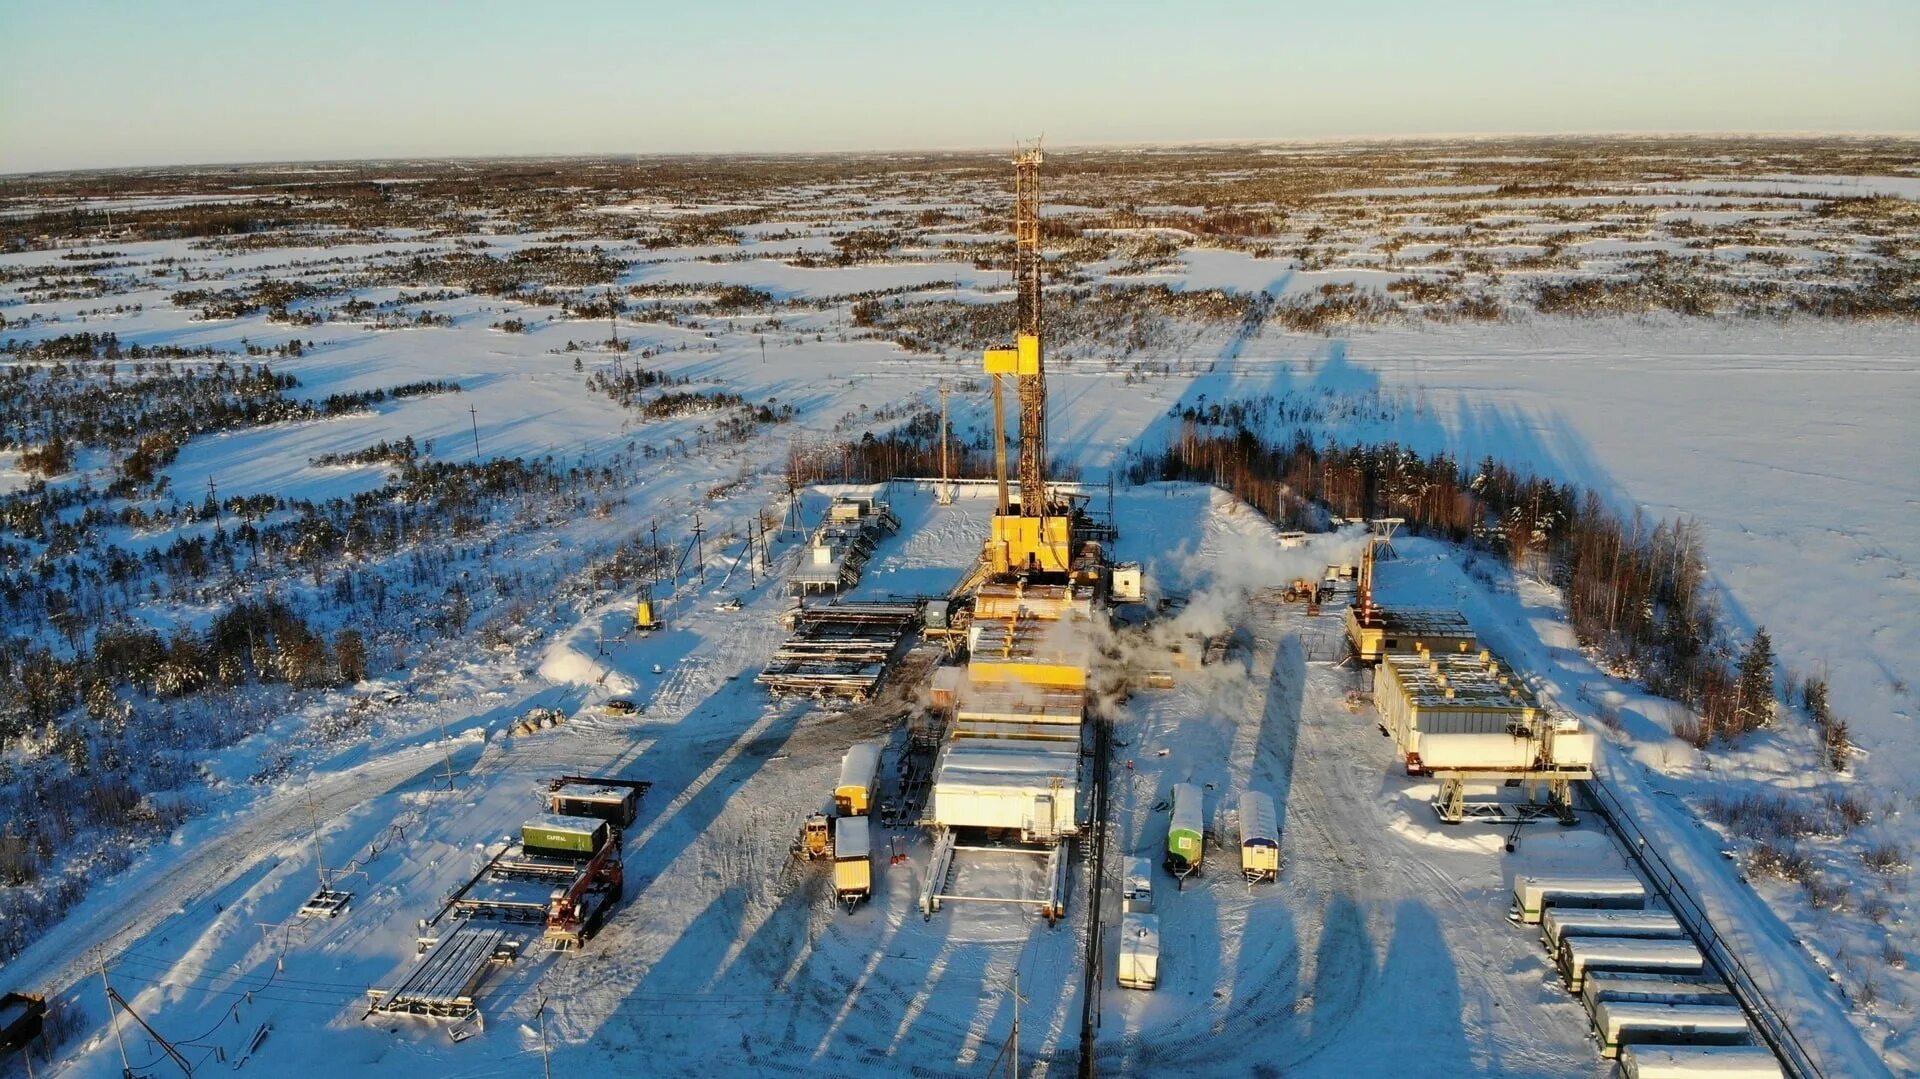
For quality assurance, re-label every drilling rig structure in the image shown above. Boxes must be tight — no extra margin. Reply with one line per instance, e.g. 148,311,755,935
981,143,1075,577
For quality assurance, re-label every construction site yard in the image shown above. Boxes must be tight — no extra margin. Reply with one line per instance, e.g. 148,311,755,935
3,146,1912,1079
24,484,1674,1078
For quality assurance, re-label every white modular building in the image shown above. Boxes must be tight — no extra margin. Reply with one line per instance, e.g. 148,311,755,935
1376,648,1594,776
928,738,1081,841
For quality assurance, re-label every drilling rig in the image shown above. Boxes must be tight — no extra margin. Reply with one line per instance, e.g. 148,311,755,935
981,144,1076,577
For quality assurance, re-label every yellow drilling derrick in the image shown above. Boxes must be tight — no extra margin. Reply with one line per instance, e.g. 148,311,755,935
982,144,1073,576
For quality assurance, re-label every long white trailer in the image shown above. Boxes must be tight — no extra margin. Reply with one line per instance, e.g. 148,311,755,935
1592,1000,1754,1059
1618,1045,1784,1078
1558,936,1706,993
1580,973,1737,1022
1541,906,1685,953
1117,911,1161,990
1510,874,1647,924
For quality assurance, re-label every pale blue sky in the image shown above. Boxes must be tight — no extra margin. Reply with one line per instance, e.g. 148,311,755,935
4,0,1916,173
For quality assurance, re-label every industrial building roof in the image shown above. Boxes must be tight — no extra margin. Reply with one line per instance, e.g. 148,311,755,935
955,684,1085,723
523,813,605,835
1362,606,1477,638
935,738,1080,786
551,784,631,803
968,619,1092,667
1382,648,1539,710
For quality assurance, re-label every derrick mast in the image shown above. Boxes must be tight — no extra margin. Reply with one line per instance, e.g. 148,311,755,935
982,144,1071,576
1013,146,1046,516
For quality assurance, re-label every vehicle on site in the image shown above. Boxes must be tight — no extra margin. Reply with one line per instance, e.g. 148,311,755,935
836,741,884,816
1239,790,1280,883
1117,911,1161,990
795,813,834,860
1165,782,1204,882
833,815,872,912
603,698,638,716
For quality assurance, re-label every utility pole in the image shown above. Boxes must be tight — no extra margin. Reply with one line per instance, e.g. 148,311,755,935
607,288,619,351
437,711,458,792
692,515,706,587
100,963,131,1078
938,382,954,506
468,405,481,459
536,994,554,1079
207,475,221,531
305,788,329,896
1009,970,1025,1079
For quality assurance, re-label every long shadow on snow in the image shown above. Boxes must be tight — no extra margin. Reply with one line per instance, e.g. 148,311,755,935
1296,892,1374,1061
1299,899,1476,1077
620,702,808,906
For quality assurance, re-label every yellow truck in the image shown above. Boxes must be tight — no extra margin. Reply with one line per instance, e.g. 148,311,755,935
832,816,872,912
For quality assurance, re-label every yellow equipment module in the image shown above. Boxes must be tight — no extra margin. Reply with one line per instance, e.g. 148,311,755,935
635,589,662,632
983,332,1042,376
986,513,1072,575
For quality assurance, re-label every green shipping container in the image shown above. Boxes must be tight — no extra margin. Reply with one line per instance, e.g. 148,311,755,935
522,815,608,856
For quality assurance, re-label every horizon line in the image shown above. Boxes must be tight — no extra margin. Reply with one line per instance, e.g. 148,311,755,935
6,129,1919,181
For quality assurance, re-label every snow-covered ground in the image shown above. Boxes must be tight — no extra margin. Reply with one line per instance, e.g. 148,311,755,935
2,150,1916,1075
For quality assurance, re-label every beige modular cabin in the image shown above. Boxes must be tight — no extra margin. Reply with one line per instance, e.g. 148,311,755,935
1580,973,1736,1024
1592,999,1753,1059
1617,1045,1784,1079
1541,907,1685,953
1510,874,1648,924
1238,790,1280,883
1558,936,1705,993
1116,911,1161,990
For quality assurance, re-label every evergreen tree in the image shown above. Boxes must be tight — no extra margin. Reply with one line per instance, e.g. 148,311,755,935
1826,718,1851,771
1736,627,1776,733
